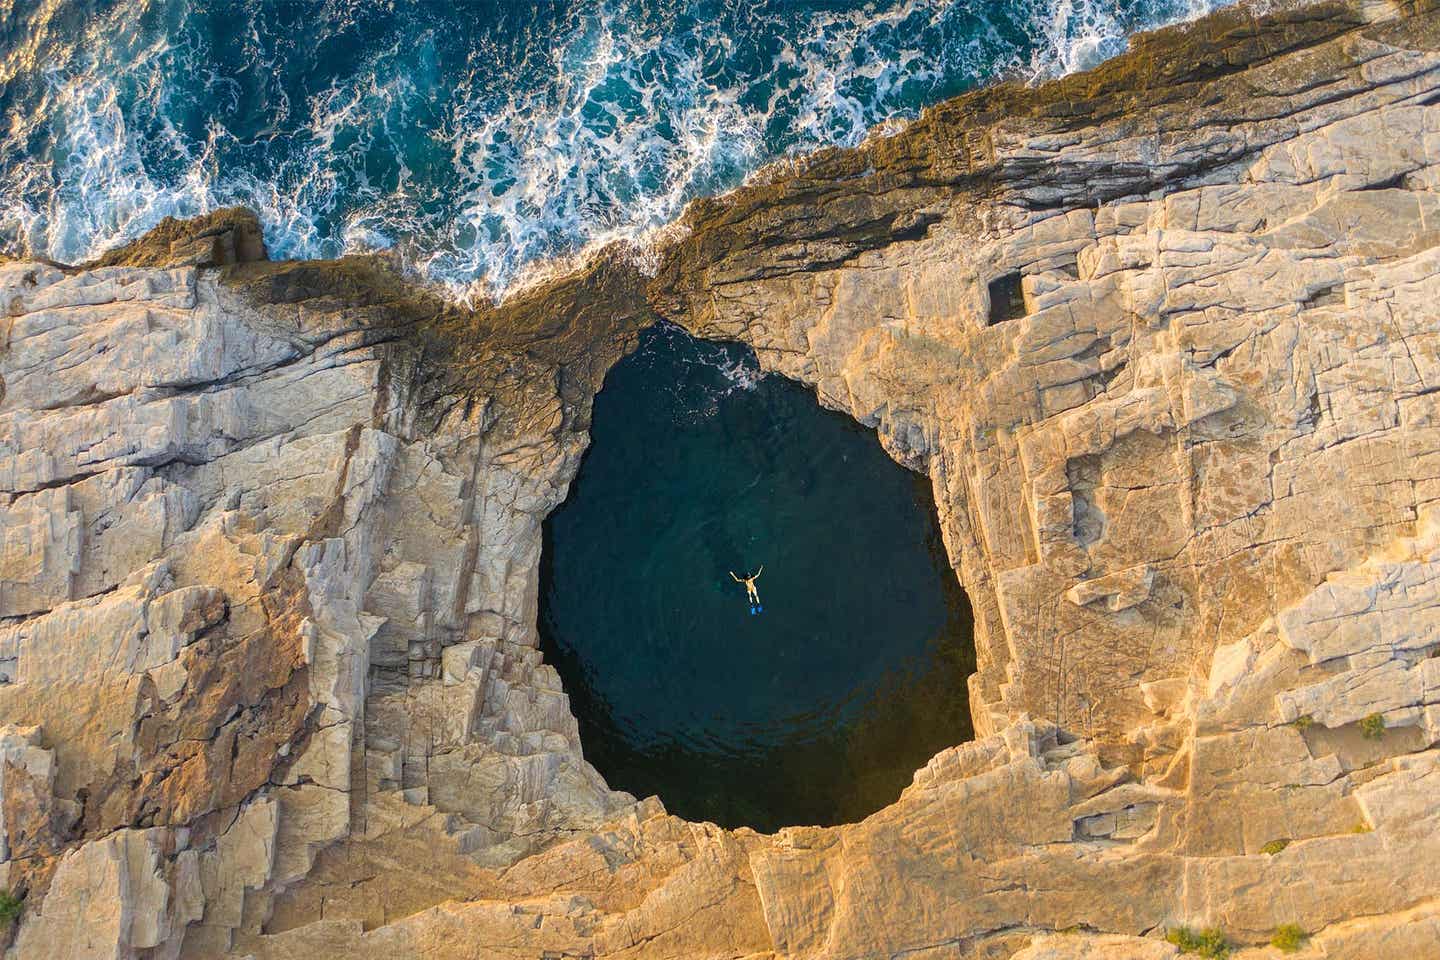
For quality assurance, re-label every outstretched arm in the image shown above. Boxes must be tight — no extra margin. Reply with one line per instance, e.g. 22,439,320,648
730,572,741,582
754,565,763,579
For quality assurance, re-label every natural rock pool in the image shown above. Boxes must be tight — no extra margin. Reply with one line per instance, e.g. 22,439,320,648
539,323,974,832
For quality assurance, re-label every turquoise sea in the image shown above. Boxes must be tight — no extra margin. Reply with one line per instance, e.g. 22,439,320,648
3,0,1220,296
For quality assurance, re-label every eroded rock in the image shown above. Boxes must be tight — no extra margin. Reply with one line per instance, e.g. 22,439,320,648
3,1,1440,957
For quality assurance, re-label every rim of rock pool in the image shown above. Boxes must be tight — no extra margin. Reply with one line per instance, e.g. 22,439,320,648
537,321,977,833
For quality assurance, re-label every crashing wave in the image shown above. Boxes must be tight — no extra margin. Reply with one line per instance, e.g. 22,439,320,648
0,0,1226,299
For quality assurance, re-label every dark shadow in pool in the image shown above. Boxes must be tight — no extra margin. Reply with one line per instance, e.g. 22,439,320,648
538,323,975,833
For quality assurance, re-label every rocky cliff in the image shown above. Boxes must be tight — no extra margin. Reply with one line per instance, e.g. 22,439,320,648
3,0,1440,957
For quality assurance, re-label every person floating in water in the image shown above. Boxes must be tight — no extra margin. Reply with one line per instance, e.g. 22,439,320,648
731,566,764,615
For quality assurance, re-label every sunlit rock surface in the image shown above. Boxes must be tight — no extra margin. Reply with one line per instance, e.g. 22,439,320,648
3,0,1440,956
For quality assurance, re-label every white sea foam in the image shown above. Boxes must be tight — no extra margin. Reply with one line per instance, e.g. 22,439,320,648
1026,0,1221,78
0,0,1228,297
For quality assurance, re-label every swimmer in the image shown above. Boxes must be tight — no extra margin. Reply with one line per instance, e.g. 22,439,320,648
730,566,763,613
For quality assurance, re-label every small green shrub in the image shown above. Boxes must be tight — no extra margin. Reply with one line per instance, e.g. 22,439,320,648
1166,925,1231,958
1291,714,1314,731
1260,838,1291,856
0,891,21,924
1360,712,1385,740
1271,924,1307,952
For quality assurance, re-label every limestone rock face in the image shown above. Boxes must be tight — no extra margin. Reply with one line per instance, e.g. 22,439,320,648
4,1,1440,958
0,245,640,956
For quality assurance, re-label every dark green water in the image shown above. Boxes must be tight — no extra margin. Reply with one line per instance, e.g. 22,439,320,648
539,324,974,831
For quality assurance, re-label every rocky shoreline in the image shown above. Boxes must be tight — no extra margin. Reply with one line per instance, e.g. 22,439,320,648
3,0,1440,956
